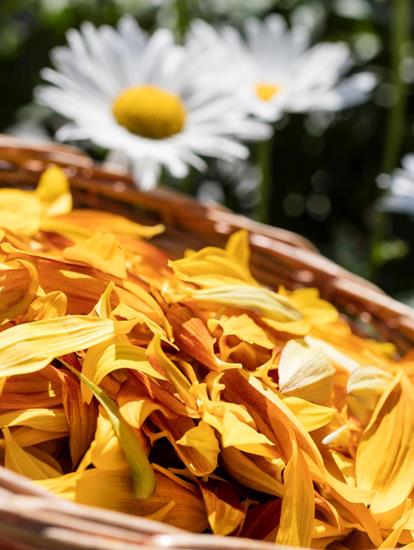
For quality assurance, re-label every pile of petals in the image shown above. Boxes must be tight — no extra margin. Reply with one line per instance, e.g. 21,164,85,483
1,167,414,549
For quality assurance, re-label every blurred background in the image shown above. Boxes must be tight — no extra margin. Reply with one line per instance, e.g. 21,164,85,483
1,0,413,301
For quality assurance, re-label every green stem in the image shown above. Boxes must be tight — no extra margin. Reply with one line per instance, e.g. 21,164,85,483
383,0,410,173
255,138,273,224
371,0,410,276
175,0,189,42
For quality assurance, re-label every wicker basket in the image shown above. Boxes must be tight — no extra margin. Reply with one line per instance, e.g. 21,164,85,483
0,134,413,550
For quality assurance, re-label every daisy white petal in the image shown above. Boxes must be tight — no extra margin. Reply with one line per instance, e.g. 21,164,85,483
37,16,269,189
379,155,414,215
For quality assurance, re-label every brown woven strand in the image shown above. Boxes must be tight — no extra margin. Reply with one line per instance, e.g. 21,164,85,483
0,135,413,550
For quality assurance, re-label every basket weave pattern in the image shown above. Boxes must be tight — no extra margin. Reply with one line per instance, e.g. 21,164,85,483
0,135,412,549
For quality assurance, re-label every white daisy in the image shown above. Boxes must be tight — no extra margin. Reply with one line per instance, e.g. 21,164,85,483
36,16,270,190
378,155,414,216
187,14,376,123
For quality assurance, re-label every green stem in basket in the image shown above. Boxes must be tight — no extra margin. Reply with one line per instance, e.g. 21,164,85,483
60,359,156,499
255,138,273,224
383,0,410,173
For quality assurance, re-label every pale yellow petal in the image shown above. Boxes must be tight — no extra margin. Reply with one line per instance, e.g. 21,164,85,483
278,339,335,404
0,315,118,377
188,285,301,322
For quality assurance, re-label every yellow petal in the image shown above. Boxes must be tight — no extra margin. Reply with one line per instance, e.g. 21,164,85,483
36,471,80,500
330,450,356,487
188,285,302,322
170,243,257,287
356,373,414,513
36,166,72,216
286,287,339,325
0,315,118,377
219,409,276,458
176,421,219,475
117,377,162,428
22,291,67,322
82,339,166,403
199,478,245,536
282,396,336,432
221,446,284,496
208,313,274,350
276,442,314,548
262,317,310,336
3,427,61,480
112,302,169,340
0,189,42,236
0,260,39,323
75,468,208,533
52,209,164,239
147,334,197,412
67,362,155,499
91,412,129,471
63,232,127,279
154,415,218,477
346,365,394,424
378,499,412,549
225,229,251,271
169,305,240,371
0,408,68,432
59,369,97,466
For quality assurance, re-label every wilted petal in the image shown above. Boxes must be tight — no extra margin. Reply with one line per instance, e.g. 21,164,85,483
356,373,414,513
82,338,166,403
147,334,198,412
276,442,314,548
59,369,97,466
278,339,335,404
169,304,240,371
221,447,284,497
176,421,220,475
282,396,336,432
63,232,127,279
208,313,274,350
198,478,245,536
22,291,67,322
75,468,208,533
0,260,38,323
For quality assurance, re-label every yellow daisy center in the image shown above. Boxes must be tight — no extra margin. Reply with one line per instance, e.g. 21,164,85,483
112,85,186,140
255,82,282,102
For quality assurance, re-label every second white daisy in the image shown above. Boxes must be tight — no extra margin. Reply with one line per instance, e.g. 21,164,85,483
188,15,376,122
